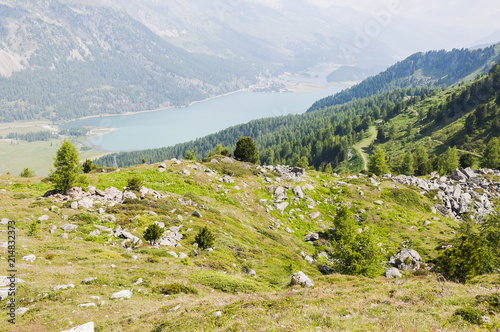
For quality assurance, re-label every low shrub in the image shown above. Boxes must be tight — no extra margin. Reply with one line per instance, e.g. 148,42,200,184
153,283,198,295
454,307,485,324
70,213,98,224
190,271,268,294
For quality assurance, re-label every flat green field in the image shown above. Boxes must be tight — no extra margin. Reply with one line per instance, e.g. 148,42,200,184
0,120,108,176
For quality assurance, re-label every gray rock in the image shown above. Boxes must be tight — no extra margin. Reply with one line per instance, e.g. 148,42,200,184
290,271,314,287
0,289,9,301
293,186,304,199
77,303,96,308
389,248,422,271
451,169,468,182
192,210,202,218
123,191,137,200
319,265,331,275
61,224,78,232
275,202,289,213
221,157,235,164
78,197,94,209
274,186,287,203
422,220,431,227
70,201,79,209
304,232,319,242
0,218,10,225
284,227,294,233
213,311,223,317
54,284,75,291
22,254,36,262
374,200,383,205
110,290,132,300
14,307,29,316
309,212,320,219
60,322,95,332
38,215,49,221
66,187,85,200
385,267,402,279
60,233,69,239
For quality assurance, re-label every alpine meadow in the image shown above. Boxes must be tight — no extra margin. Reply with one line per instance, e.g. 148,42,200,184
1,1,500,332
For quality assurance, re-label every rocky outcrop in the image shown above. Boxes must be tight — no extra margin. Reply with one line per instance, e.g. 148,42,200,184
389,248,422,271
290,271,314,287
44,185,164,208
158,225,183,247
392,168,498,218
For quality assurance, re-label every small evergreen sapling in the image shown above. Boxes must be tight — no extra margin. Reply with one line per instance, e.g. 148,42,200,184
143,223,164,245
127,177,144,191
195,226,215,250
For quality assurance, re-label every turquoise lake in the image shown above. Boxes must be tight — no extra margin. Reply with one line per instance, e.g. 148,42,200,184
65,86,344,152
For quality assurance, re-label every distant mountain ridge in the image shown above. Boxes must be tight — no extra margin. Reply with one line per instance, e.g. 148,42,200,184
0,0,258,122
307,44,500,112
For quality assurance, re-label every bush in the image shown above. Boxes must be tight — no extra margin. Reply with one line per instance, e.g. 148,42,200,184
153,283,198,295
82,159,97,173
190,271,267,294
70,213,98,224
195,226,215,250
19,168,36,178
454,307,485,324
127,177,144,191
143,223,164,245
438,235,487,283
27,221,38,236
329,207,384,278
476,294,500,312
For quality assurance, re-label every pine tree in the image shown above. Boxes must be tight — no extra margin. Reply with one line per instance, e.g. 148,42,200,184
195,226,215,250
82,159,95,173
400,152,414,175
234,137,259,164
143,223,164,245
50,140,81,193
324,163,333,173
185,150,196,161
482,137,500,169
368,148,389,176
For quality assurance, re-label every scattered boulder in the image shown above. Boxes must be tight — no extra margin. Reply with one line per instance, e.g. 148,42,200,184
192,210,202,218
54,284,75,291
290,271,314,287
14,307,29,316
78,197,94,209
60,322,95,332
384,267,402,279
38,215,49,221
123,191,137,200
158,163,167,172
60,224,78,232
304,232,319,242
110,290,132,300
275,202,289,213
22,254,36,262
389,248,422,271
309,212,320,219
374,200,383,205
77,303,96,308
275,165,305,181
422,220,431,227
293,186,304,199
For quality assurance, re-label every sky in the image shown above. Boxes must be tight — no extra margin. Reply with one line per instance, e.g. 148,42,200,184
248,0,500,42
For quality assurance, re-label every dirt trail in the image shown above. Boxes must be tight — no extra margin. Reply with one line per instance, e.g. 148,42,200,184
354,126,377,170
429,138,481,157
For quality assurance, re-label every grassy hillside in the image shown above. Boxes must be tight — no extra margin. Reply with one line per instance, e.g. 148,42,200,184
1,157,499,331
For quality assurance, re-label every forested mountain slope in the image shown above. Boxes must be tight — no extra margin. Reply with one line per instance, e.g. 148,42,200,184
0,0,257,122
95,57,500,176
307,44,500,112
